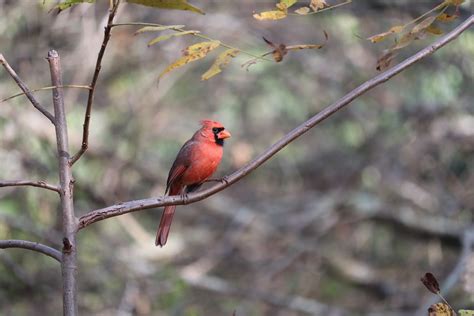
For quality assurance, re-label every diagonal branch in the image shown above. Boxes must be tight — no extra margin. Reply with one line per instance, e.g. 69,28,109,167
69,0,120,166
0,54,55,124
78,15,474,231
0,180,60,193
0,239,62,262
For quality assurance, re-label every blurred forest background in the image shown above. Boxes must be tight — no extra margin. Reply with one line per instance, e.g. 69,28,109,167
0,0,473,315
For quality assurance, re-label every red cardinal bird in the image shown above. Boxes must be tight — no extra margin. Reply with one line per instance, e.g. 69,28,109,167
156,120,231,247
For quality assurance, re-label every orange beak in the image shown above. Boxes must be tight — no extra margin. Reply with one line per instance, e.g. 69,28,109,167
217,129,231,139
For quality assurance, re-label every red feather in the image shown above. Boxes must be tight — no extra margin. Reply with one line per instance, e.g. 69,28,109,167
155,120,231,247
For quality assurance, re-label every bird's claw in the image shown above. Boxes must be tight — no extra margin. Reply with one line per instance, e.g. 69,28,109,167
181,193,189,205
220,175,229,185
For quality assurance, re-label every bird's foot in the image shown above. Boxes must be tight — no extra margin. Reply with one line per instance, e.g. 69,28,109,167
181,193,189,205
204,176,229,185
220,175,230,185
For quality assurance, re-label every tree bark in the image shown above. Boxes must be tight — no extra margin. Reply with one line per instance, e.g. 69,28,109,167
47,50,78,316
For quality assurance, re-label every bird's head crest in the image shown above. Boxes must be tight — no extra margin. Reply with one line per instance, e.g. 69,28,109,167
200,119,224,129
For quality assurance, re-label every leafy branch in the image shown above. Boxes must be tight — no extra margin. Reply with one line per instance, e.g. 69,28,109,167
78,14,474,230
367,0,466,70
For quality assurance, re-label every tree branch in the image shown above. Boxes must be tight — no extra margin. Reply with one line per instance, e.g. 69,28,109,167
47,49,78,316
0,54,55,124
78,15,474,230
0,180,60,193
0,239,62,262
69,0,120,165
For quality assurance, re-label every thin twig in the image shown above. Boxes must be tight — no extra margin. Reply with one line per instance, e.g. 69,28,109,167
0,180,60,193
69,0,120,165
78,15,474,231
0,239,62,262
0,54,55,124
0,85,91,104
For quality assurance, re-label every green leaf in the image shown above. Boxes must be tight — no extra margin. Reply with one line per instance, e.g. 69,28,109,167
459,310,474,316
159,41,221,79
281,0,297,7
127,0,205,15
53,0,95,12
134,25,186,34
147,30,199,46
201,48,240,80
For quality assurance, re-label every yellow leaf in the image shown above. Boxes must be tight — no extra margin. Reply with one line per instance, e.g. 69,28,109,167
276,0,297,11
310,0,328,11
253,10,287,20
201,49,240,80
459,310,474,316
367,25,404,43
281,0,297,8
127,0,205,15
134,25,185,34
428,303,454,316
392,32,416,50
294,6,310,15
426,25,443,35
389,25,404,33
147,30,199,46
437,13,457,22
411,16,437,34
159,41,220,79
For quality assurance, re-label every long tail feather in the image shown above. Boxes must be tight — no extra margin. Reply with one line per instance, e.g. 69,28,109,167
156,185,181,247
155,205,176,247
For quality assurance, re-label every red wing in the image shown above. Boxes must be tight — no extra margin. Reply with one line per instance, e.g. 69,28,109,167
165,140,196,193
165,164,187,194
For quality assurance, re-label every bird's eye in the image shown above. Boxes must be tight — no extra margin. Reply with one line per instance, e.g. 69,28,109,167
212,127,223,133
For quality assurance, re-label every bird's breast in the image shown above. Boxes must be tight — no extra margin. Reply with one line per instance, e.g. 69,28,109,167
182,143,223,185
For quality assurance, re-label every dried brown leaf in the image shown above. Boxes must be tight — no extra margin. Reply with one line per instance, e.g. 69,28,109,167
437,13,458,22
310,0,328,11
376,51,397,71
421,272,441,294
